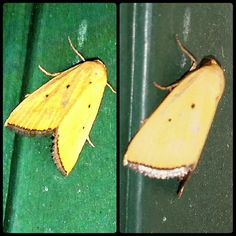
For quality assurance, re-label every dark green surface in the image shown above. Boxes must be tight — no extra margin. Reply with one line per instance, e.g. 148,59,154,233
120,3,232,233
3,3,116,233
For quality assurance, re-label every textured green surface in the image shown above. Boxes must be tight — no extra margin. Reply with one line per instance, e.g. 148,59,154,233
3,3,116,233
120,3,232,233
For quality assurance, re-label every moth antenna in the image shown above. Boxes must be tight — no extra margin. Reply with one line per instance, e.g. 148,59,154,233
176,34,198,71
38,65,60,77
68,36,86,62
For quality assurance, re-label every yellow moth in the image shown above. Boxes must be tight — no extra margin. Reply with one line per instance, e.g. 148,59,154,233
123,35,225,197
5,37,116,176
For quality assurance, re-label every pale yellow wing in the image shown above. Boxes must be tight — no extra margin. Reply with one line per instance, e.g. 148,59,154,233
124,60,225,176
5,60,106,134
52,73,107,175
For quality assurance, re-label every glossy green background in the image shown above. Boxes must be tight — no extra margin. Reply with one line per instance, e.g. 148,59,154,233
120,3,232,233
3,3,116,233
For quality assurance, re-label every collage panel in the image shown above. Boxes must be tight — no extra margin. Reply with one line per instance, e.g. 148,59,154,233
3,3,116,233
120,3,232,233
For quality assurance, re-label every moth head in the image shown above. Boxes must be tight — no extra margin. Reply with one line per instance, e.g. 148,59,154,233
199,56,222,68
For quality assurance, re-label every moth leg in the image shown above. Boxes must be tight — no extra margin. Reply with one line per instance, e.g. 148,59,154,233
38,65,61,77
153,81,179,92
87,136,95,148
106,82,116,94
176,34,198,71
177,171,192,198
67,36,85,62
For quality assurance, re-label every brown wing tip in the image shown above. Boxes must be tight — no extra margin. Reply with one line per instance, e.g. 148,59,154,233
125,160,195,197
124,160,193,180
52,130,68,176
6,122,69,176
5,123,54,136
